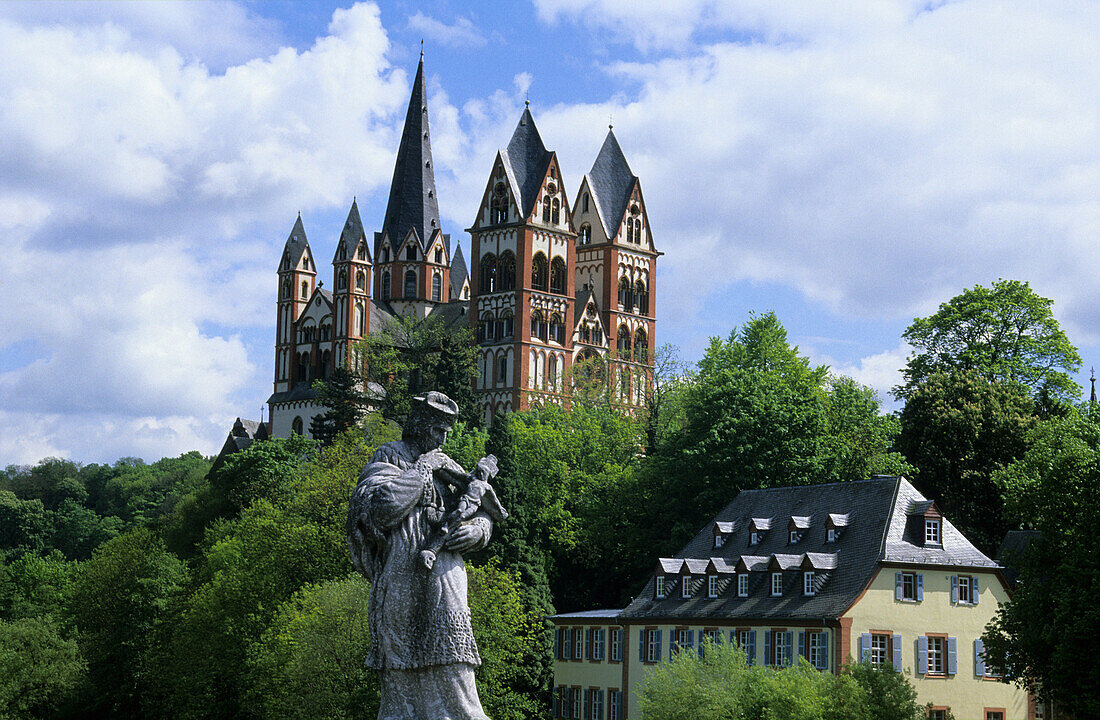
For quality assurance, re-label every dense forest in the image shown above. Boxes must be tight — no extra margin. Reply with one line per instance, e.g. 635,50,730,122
2,281,1097,718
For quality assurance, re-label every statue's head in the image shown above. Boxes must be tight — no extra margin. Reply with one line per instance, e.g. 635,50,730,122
405,391,459,451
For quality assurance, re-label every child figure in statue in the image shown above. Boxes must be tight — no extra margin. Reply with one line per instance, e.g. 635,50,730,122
419,454,507,570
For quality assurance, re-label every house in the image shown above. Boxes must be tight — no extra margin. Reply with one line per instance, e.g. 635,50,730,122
549,476,1032,720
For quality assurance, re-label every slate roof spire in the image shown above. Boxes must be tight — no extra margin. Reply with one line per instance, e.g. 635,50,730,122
586,128,638,239
337,198,369,261
500,106,553,219
378,55,442,256
449,244,468,300
281,214,310,268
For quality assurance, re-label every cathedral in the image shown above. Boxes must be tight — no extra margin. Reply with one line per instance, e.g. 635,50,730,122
267,57,659,437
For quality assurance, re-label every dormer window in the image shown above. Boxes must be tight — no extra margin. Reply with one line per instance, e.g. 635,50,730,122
681,576,691,599
714,535,725,548
925,519,941,545
707,575,718,599
382,247,390,263
827,528,836,543
803,571,815,596
737,574,749,597
750,531,760,546
789,530,800,544
655,576,666,599
406,246,416,261
771,572,783,597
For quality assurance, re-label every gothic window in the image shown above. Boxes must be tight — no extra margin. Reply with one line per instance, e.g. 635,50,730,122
291,416,303,435
355,303,365,336
617,325,631,358
618,277,633,311
282,279,290,298
549,313,565,344
580,325,591,342
619,368,629,398
381,271,391,299
551,198,560,224
531,253,549,292
499,356,508,385
550,257,567,294
435,248,443,264
501,310,514,338
635,280,649,314
531,311,547,342
542,197,551,223
404,270,417,298
634,328,648,362
579,224,591,245
356,270,366,291
320,350,331,379
337,270,347,290
321,324,331,342
431,272,442,302
301,280,308,298
491,183,509,224
498,251,516,291
479,253,497,294
635,219,643,242
338,245,346,261
626,219,634,243
549,354,558,390
403,246,415,261
479,313,494,342
357,244,366,261
382,247,390,263
297,353,308,382
583,192,590,213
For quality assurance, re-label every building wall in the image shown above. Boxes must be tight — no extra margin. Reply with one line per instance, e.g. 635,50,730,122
550,620,627,720
845,566,1027,720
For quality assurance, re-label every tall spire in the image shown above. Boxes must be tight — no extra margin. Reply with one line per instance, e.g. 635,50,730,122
1090,367,1096,406
379,55,442,255
587,128,637,239
500,106,552,219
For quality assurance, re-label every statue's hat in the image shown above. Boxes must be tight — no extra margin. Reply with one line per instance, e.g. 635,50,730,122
413,391,459,420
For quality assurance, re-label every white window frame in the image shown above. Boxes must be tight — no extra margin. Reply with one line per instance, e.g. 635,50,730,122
593,629,605,661
707,575,718,598
925,518,941,544
870,633,889,666
808,631,827,669
610,628,622,662
927,636,944,675
827,527,836,542
573,628,583,660
714,534,725,548
609,690,622,720
771,572,783,597
958,575,973,604
738,574,749,597
803,571,815,596
789,530,799,544
774,630,792,666
681,575,691,598
590,689,603,720
901,572,917,601
750,531,760,545
655,576,665,598
645,629,659,663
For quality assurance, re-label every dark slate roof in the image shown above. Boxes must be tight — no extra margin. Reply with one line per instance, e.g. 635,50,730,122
266,383,318,405
428,300,472,331
378,57,443,256
450,245,468,299
211,417,269,472
620,476,998,623
586,129,637,239
995,530,1040,587
336,199,370,262
282,214,310,268
500,107,552,219
549,609,624,620
883,480,997,568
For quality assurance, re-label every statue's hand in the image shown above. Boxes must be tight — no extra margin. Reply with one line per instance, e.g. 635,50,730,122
443,522,486,552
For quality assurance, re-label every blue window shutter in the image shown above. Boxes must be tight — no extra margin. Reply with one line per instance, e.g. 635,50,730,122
974,639,985,677
819,632,829,670
764,630,772,666
687,629,695,651
584,689,590,720
916,574,924,601
554,629,560,659
918,636,928,674
973,576,980,605
892,634,903,672
947,637,957,675
748,631,757,666
639,629,644,662
730,630,737,646
860,632,872,662
895,571,903,601
951,575,959,603
799,631,806,659
656,629,662,662
785,632,794,666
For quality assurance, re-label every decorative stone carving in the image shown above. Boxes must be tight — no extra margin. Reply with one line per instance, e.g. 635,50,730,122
347,391,505,720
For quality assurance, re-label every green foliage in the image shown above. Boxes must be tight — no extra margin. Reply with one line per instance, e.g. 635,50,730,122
846,661,925,720
896,370,1037,552
0,491,50,559
442,420,490,472
983,412,1100,716
0,551,78,624
0,616,85,720
69,527,188,718
356,313,480,423
895,279,1081,404
310,366,371,446
245,575,378,720
209,434,316,513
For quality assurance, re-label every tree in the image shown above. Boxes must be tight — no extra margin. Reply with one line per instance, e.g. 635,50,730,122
310,366,371,446
643,343,690,453
895,279,1081,404
0,616,85,720
0,551,79,624
895,370,1037,553
208,434,316,514
357,313,479,424
982,413,1100,717
0,491,50,559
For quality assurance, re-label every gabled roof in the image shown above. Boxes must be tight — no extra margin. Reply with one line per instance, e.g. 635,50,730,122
499,106,552,220
585,129,637,239
378,57,444,257
620,476,999,622
281,214,310,269
336,200,370,262
450,245,468,299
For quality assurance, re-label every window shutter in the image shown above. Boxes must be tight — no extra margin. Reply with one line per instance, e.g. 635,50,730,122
819,632,829,670
918,636,928,674
585,630,591,660
552,687,559,718
951,575,959,603
639,629,645,662
584,689,590,720
554,629,560,659
974,639,986,677
687,629,695,652
798,631,806,659
784,632,794,666
656,629,662,663
730,630,737,646
764,630,772,666
748,631,757,666
947,637,957,675
895,571,903,601
916,573,924,601
892,634,903,672
600,629,606,660
972,576,980,605
860,632,872,662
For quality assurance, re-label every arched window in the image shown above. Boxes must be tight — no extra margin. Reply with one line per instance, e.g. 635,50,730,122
635,219,643,242
579,224,591,245
435,248,443,264
479,312,494,342
550,256,567,294
480,253,498,294
531,253,549,292
500,310,514,338
405,245,417,261
531,311,547,342
549,313,565,344
338,245,347,261
431,272,442,302
617,325,631,358
551,198,560,224
549,354,558,390
381,271,391,299
634,328,648,362
282,279,290,298
320,350,331,379
618,277,633,311
357,244,366,261
297,353,308,382
337,270,347,290
583,193,590,213
301,280,308,298
291,416,303,435
635,280,649,314
580,325,591,342
404,270,417,298
499,251,516,291
356,270,365,291
355,303,365,336
491,185,509,224
626,220,634,243
620,368,630,398
542,197,551,223
382,247,390,263
321,324,331,341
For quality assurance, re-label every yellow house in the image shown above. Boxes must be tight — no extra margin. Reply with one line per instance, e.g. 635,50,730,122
549,476,1036,720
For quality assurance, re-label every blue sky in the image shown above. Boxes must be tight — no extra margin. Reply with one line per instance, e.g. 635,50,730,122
0,0,1097,464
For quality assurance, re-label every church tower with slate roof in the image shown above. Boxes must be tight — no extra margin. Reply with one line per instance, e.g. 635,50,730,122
372,55,452,317
331,199,372,365
468,105,578,423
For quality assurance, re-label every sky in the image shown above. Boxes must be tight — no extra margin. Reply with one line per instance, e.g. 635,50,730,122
0,0,1097,465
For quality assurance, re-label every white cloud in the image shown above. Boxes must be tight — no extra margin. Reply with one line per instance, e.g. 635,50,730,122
826,342,913,412
407,11,487,48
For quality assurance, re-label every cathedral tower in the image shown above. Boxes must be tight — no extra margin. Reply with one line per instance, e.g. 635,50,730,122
468,106,576,423
332,199,372,366
373,56,451,316
572,129,659,408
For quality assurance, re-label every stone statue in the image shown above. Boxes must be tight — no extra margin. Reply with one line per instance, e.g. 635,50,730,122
347,392,506,720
